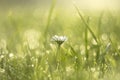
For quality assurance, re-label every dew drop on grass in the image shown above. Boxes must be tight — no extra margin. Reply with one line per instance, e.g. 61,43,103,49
0,55,4,59
91,67,96,72
0,68,5,73
101,33,108,41
92,39,97,45
9,53,14,58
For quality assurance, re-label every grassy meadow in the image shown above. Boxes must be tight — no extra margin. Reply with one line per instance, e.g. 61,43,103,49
0,0,120,80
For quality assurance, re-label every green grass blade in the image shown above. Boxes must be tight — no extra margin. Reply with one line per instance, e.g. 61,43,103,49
98,12,104,40
85,17,89,60
44,0,57,37
74,4,98,44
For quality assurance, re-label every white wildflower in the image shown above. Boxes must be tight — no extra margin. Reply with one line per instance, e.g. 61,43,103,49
51,35,67,46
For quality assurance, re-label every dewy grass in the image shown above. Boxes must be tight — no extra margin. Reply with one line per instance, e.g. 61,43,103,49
0,1,120,80
74,4,102,65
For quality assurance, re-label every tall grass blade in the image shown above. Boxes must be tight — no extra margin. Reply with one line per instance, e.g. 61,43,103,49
74,4,98,44
85,17,89,60
98,12,104,40
44,0,57,46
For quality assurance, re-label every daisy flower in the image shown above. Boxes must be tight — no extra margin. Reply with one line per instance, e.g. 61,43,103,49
51,35,67,46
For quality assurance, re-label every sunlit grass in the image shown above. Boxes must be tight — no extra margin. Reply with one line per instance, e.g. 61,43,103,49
0,0,120,80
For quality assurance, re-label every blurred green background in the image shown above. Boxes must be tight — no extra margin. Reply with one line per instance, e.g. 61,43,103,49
0,0,120,80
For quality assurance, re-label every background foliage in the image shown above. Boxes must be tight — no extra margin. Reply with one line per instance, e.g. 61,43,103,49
0,0,120,80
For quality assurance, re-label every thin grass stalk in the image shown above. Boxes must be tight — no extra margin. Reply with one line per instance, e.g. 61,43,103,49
96,12,104,63
56,44,63,80
56,44,60,70
34,59,38,80
47,58,54,80
74,4,98,44
98,12,104,40
85,17,89,61
43,0,56,78
44,0,57,46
